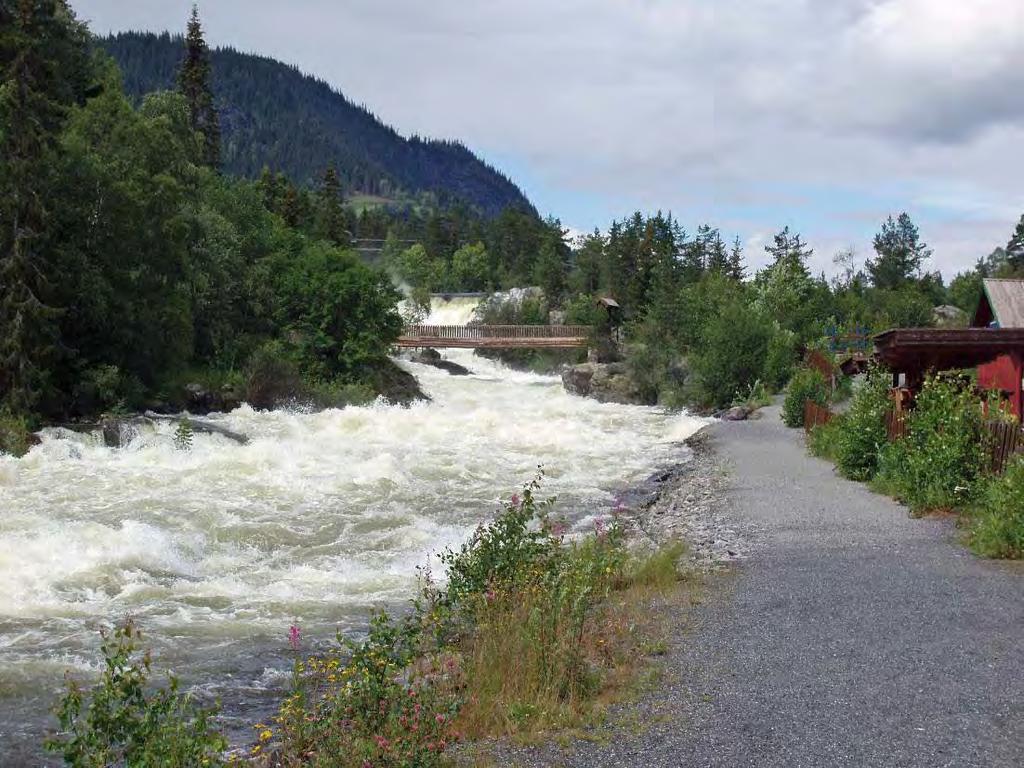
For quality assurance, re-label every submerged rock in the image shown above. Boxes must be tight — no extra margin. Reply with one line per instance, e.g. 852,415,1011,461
410,349,471,376
562,362,653,405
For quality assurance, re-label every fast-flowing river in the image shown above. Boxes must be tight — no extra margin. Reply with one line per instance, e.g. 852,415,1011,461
0,297,705,761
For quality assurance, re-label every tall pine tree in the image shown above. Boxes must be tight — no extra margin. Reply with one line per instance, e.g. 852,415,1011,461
866,212,931,289
177,4,220,169
316,164,349,246
1006,214,1024,273
0,0,90,412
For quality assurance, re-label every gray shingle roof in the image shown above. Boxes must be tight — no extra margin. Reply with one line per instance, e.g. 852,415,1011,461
981,279,1024,328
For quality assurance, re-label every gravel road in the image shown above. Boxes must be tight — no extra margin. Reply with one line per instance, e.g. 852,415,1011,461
494,405,1024,767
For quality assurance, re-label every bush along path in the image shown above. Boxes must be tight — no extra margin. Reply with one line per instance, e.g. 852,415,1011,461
493,404,1023,768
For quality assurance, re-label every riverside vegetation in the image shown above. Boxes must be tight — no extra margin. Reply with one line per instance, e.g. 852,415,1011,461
44,476,692,766
799,370,1024,560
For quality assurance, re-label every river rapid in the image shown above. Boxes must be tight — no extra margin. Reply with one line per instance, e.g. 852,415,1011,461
0,297,705,761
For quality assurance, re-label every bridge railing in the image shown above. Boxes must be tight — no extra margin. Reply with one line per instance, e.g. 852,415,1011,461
403,324,592,340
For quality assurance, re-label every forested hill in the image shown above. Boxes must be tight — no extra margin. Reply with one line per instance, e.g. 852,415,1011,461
99,32,535,217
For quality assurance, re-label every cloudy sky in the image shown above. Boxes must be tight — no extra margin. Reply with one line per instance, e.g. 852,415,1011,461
75,0,1024,277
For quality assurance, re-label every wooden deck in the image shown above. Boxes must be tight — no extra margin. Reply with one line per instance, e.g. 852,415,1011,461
396,324,592,349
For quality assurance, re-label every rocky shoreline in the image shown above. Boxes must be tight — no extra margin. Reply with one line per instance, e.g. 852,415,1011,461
615,427,748,570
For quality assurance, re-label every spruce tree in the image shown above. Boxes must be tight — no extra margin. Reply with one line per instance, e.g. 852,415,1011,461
1006,214,1024,273
728,236,746,281
316,164,349,245
866,212,931,289
0,0,89,412
177,4,220,168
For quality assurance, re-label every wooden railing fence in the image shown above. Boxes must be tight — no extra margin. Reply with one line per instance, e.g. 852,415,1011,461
885,409,908,441
403,324,592,339
396,324,593,349
803,400,833,431
987,420,1024,475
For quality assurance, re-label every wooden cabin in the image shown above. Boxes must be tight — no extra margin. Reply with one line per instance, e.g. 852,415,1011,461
972,279,1024,419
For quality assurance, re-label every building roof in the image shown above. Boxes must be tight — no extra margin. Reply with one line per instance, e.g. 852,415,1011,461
596,296,620,308
975,279,1024,328
873,327,1024,372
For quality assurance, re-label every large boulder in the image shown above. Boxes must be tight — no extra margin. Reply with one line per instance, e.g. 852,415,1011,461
562,362,653,405
933,304,968,328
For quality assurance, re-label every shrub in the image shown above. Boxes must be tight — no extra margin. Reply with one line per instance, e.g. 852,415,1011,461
272,614,460,767
45,620,227,766
969,456,1024,559
733,379,770,410
761,328,798,392
73,365,144,415
691,300,771,409
0,410,33,458
245,340,304,409
807,416,843,462
782,368,829,427
876,374,986,513
834,368,891,481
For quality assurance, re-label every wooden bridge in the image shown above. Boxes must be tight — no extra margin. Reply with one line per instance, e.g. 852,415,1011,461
396,324,592,349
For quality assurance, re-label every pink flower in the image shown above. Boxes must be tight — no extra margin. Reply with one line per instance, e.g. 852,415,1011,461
511,493,520,506
288,624,301,651
435,713,446,723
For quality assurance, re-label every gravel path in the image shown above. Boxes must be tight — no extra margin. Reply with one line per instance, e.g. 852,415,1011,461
494,404,1024,767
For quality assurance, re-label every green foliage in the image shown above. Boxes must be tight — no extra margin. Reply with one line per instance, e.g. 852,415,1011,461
0,410,33,458
272,242,403,380
969,456,1024,559
834,369,891,481
867,212,932,290
876,375,985,513
177,6,220,168
449,241,490,291
244,340,303,410
783,368,829,428
807,416,843,462
45,620,227,767
691,299,771,409
173,419,194,452
761,328,799,392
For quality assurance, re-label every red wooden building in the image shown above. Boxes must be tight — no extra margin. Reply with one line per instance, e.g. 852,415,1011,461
972,279,1024,419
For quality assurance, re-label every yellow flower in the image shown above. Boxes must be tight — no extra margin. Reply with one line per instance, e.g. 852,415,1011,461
260,729,273,742
251,745,262,755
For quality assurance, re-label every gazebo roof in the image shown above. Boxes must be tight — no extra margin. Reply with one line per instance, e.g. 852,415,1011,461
873,327,1024,372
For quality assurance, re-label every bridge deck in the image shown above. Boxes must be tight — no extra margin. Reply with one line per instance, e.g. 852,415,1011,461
396,324,592,349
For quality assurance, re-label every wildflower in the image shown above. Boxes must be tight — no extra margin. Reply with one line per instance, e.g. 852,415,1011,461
260,729,272,741
288,624,301,651
511,493,520,506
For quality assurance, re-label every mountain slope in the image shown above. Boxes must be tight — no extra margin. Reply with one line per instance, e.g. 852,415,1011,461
99,32,535,217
